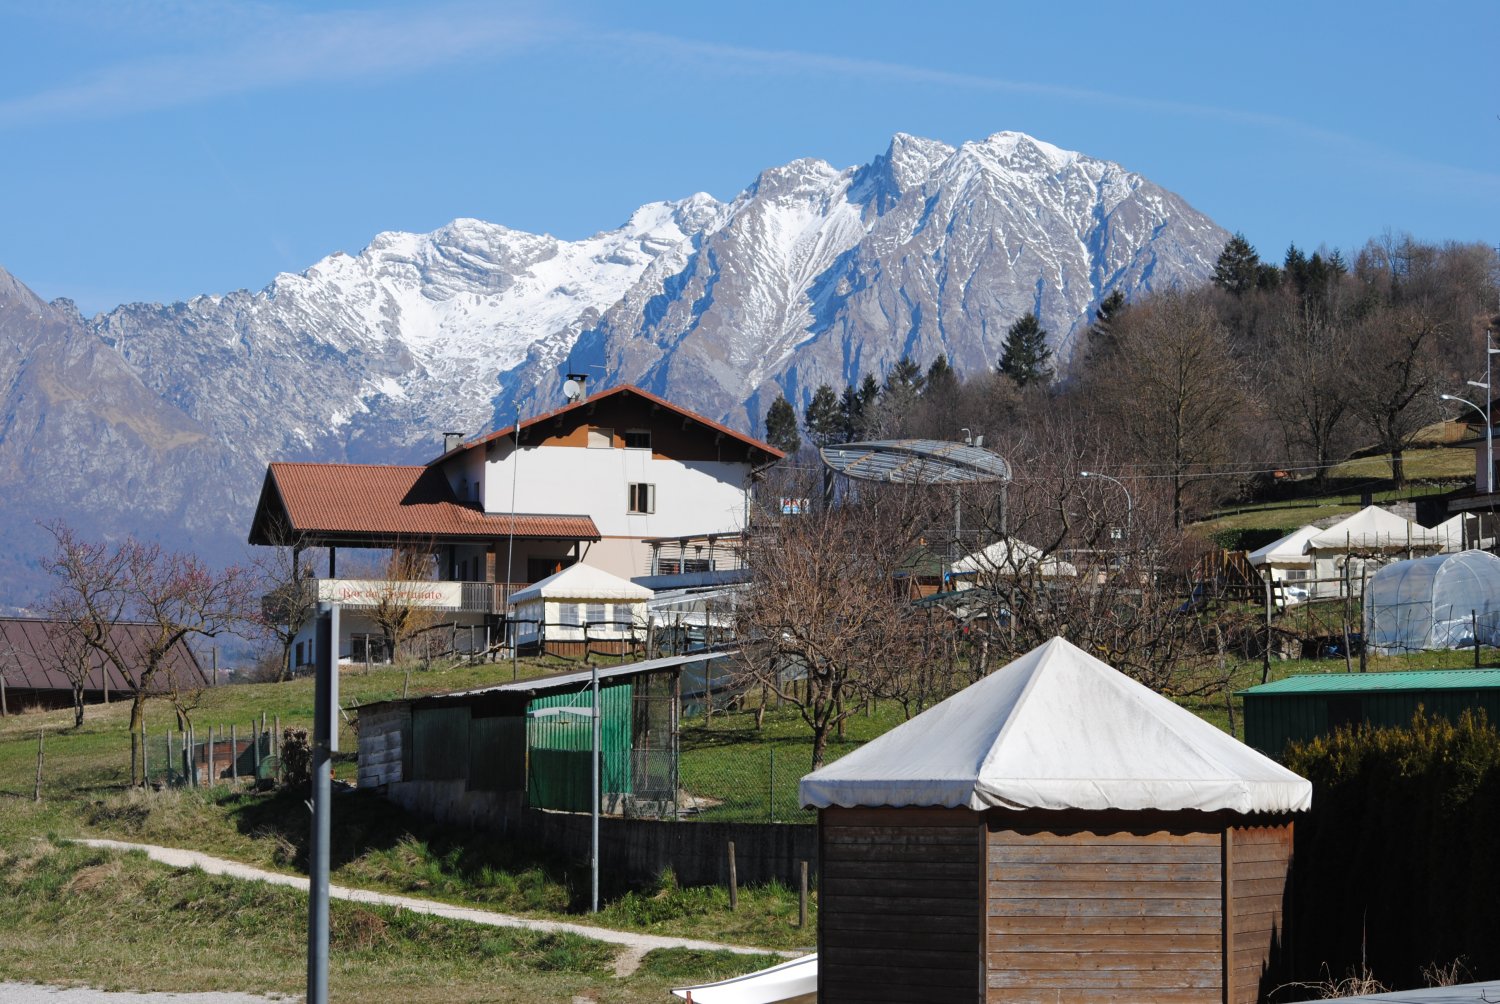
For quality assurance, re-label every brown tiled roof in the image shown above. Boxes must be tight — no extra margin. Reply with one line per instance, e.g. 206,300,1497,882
430,383,785,465
248,463,600,546
0,617,205,695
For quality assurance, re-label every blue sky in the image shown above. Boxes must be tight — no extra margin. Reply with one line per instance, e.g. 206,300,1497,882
1,0,1495,315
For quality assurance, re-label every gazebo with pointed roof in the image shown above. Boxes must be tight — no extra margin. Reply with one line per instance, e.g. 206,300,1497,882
802,637,1310,1004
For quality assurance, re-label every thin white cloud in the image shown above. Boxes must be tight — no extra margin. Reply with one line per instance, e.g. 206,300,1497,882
0,2,554,128
610,31,1500,197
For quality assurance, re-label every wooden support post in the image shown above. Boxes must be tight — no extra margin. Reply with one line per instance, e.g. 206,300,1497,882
1476,611,1482,669
252,720,261,776
1262,576,1273,684
1359,567,1369,673
727,841,738,911
208,725,216,785
141,719,149,785
799,860,808,928
1222,827,1235,1004
231,724,239,783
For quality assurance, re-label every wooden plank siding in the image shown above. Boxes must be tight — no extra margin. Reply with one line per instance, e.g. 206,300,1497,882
985,823,1224,1003
819,807,985,1004
1229,822,1294,1004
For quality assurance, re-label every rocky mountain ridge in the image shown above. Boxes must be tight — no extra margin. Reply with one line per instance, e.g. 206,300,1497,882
0,130,1227,606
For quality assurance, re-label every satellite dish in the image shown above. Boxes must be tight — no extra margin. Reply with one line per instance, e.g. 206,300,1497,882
563,379,582,401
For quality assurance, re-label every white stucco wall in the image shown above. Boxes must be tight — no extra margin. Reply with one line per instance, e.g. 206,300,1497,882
480,443,750,538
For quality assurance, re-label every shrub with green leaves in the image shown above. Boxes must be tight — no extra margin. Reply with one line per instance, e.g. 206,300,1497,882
1285,709,1500,989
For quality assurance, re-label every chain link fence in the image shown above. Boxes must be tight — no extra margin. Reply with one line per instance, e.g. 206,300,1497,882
677,743,816,823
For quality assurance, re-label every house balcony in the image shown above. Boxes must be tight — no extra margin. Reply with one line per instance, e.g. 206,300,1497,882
265,578,531,620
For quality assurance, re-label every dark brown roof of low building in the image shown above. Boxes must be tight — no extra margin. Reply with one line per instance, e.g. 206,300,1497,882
248,463,600,546
429,384,785,465
0,617,206,695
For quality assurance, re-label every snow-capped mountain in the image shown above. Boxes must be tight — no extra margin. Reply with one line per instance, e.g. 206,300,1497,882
0,130,1226,603
553,131,1225,426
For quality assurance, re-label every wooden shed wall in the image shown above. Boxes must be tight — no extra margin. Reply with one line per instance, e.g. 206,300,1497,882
985,819,1224,1003
819,807,984,1004
1227,822,1293,1004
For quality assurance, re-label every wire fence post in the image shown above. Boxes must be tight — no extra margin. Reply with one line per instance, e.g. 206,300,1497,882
769,746,776,823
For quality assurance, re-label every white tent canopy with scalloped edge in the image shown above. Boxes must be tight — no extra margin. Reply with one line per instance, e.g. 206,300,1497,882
799,636,1311,814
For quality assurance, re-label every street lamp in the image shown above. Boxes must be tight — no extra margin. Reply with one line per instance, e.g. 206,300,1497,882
1080,470,1132,542
1441,330,1499,497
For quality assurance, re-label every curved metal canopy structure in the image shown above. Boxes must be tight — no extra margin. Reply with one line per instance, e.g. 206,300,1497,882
819,439,1012,485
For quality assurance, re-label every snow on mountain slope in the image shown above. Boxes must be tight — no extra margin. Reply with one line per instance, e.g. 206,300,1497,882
94,195,722,462
0,129,1229,598
557,130,1227,429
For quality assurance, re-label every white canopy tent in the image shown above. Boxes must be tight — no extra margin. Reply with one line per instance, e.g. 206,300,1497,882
950,536,1077,579
1246,525,1319,569
1309,505,1445,552
800,636,1311,814
507,563,651,647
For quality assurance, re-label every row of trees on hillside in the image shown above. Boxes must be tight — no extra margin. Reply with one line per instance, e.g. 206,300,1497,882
759,232,1498,527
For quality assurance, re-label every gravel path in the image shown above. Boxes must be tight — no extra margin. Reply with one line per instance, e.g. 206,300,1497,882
0,985,286,1003
72,839,780,968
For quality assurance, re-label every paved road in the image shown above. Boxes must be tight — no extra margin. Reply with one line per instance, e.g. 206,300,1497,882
72,839,784,977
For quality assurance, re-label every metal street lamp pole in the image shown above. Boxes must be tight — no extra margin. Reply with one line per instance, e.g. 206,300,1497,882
1441,386,1492,496
1079,470,1132,541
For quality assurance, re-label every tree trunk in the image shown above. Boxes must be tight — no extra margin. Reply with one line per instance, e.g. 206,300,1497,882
810,725,830,771
72,684,84,728
128,692,147,786
1390,446,1406,488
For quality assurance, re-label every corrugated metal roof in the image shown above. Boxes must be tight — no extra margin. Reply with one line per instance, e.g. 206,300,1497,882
0,617,206,694
248,462,600,544
1238,668,1500,697
819,439,1011,484
403,650,732,706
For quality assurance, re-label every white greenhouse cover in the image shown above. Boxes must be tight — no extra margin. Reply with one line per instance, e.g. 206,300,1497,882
1309,506,1444,552
507,563,653,606
952,537,1077,577
1364,550,1500,654
1247,525,1319,567
799,637,1311,814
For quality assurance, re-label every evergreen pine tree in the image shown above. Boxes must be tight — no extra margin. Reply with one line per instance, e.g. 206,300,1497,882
1212,232,1261,295
999,312,1053,388
885,355,925,396
804,384,843,447
764,394,801,454
925,355,958,398
1086,289,1128,361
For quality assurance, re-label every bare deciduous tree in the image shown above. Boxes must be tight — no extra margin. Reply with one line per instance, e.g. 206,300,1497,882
42,522,249,785
1093,291,1247,527
249,533,321,682
733,469,930,769
368,545,441,666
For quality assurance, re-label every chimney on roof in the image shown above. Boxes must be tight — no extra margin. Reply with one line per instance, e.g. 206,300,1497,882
442,431,465,453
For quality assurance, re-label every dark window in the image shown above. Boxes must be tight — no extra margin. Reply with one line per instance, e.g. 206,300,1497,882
628,482,656,514
623,429,651,450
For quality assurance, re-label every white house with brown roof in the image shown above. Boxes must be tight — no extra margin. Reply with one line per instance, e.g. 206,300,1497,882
246,384,781,664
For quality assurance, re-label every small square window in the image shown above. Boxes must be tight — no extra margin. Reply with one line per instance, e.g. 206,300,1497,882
628,483,656,514
587,427,614,449
623,429,651,450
